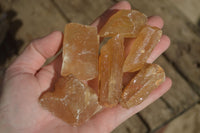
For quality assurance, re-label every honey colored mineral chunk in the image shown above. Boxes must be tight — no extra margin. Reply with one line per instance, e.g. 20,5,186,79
120,64,165,109
123,25,162,72
61,23,99,80
99,10,147,37
99,34,124,107
39,74,102,126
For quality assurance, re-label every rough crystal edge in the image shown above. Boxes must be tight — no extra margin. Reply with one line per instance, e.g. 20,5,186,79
99,10,148,37
98,34,124,107
61,23,99,80
120,64,165,109
123,25,163,73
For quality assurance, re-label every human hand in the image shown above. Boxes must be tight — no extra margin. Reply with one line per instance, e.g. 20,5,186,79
0,1,172,133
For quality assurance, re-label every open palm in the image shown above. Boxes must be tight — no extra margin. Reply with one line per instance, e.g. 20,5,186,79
0,1,172,133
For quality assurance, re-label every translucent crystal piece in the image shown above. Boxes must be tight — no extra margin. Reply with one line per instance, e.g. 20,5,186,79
120,64,165,109
123,25,162,72
61,23,99,80
39,74,102,126
99,10,147,37
99,34,124,107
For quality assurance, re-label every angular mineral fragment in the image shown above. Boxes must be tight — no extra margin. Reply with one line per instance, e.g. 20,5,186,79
99,10,147,37
120,64,165,109
61,23,99,80
123,25,162,72
99,34,124,107
39,74,102,126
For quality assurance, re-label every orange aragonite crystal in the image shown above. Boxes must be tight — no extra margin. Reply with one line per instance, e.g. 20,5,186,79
39,74,102,126
99,10,147,37
39,8,168,126
120,64,165,109
99,34,124,107
123,25,162,72
61,23,99,80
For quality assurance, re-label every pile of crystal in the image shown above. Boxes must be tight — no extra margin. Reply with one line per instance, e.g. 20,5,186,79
39,9,166,126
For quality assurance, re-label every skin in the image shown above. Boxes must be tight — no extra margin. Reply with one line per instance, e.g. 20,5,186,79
0,1,172,133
